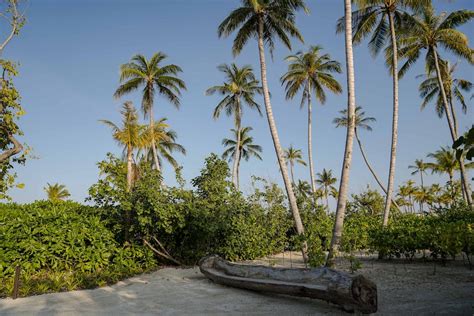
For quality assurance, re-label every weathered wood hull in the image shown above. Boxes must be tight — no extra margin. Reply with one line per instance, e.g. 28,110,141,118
199,255,377,314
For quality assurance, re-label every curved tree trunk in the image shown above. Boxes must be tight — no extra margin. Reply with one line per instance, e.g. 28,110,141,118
232,105,242,190
257,16,307,263
432,48,472,206
383,12,399,227
307,83,317,196
149,106,161,173
0,134,23,163
326,0,357,267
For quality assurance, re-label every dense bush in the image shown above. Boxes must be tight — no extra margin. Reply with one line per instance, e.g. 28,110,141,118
0,201,156,297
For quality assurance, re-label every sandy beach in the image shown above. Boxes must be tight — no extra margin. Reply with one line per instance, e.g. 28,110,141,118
1,253,473,315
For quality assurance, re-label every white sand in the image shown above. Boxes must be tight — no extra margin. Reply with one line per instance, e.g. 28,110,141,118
1,252,473,315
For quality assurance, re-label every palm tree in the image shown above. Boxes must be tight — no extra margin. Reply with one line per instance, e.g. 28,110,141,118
138,118,186,173
44,183,70,202
294,180,312,199
316,168,337,211
396,5,474,205
114,52,186,173
339,0,430,227
218,0,309,261
206,63,263,189
418,60,472,140
408,159,428,189
327,0,358,268
100,102,147,191
283,146,307,185
397,180,416,213
281,46,342,195
222,126,263,188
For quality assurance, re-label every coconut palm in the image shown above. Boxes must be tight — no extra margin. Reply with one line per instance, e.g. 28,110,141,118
338,0,430,227
418,60,472,137
222,126,263,188
44,183,70,202
327,0,358,267
114,52,186,173
206,63,263,189
294,180,312,200
218,0,309,261
395,5,474,204
316,168,337,211
283,146,307,185
138,118,186,173
397,180,417,213
281,46,342,195
408,159,428,189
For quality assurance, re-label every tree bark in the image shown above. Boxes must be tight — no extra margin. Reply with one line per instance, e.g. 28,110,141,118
232,102,242,190
290,161,295,185
0,134,23,163
326,0,357,267
149,105,161,173
307,82,317,196
383,12,399,227
257,16,308,263
432,48,472,205
126,146,133,192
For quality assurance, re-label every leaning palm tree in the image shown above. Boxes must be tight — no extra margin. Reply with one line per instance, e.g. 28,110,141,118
138,118,186,173
114,52,186,173
44,183,70,202
338,0,430,227
408,159,428,189
222,126,263,188
100,102,147,191
327,0,358,267
316,168,337,211
418,60,472,139
218,0,309,261
206,63,263,189
395,5,474,205
281,46,342,195
283,146,307,185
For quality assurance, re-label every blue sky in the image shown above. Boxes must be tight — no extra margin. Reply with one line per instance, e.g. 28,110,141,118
4,0,474,203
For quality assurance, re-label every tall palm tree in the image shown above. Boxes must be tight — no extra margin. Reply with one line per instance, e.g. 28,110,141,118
138,118,186,173
218,0,309,261
397,180,416,213
44,183,70,202
339,0,430,227
396,5,474,205
408,159,428,189
114,52,186,173
206,63,263,189
316,168,337,211
281,46,342,195
418,60,472,140
327,0,358,268
283,146,307,185
222,126,263,188
100,102,147,191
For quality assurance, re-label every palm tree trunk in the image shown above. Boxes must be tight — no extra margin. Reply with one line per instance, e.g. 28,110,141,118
355,129,401,211
307,82,317,196
257,16,308,263
232,105,242,190
237,153,241,189
432,47,472,205
383,12,399,227
326,0,357,268
290,162,295,185
126,146,133,192
449,99,467,201
149,106,161,173
325,189,329,212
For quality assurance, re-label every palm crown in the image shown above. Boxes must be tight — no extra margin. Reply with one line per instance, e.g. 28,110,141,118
333,106,376,132
222,126,263,162
284,146,306,167
44,183,70,202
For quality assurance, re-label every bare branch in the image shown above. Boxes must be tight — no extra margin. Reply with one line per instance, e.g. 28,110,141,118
0,0,24,54
0,134,23,162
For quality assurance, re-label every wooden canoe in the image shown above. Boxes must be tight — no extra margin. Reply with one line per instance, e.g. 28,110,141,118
199,255,377,314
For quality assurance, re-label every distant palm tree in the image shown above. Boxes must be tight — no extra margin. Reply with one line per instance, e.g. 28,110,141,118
222,127,262,188
294,180,312,200
138,118,186,173
418,60,472,136
397,180,416,213
408,159,428,189
281,45,342,195
100,102,147,191
44,183,70,202
218,0,309,262
114,52,186,173
206,63,262,189
396,5,474,205
284,146,307,185
316,168,337,211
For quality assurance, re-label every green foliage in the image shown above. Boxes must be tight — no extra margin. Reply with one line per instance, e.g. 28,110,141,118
0,201,156,297
453,125,474,161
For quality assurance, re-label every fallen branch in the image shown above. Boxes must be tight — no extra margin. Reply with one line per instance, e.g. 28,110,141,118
143,239,181,265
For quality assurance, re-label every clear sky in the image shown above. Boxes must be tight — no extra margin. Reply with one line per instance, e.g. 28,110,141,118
4,0,474,203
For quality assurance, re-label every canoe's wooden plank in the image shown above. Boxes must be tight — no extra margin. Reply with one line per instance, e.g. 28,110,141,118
199,255,377,314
